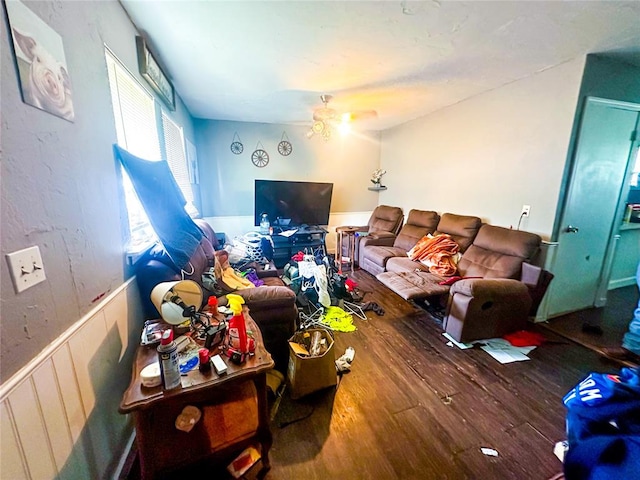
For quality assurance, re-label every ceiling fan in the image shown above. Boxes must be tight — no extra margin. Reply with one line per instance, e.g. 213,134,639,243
307,94,377,140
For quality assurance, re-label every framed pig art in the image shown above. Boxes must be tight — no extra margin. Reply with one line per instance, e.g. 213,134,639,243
5,0,75,122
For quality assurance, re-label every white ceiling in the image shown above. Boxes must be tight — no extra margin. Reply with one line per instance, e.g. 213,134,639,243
120,1,640,131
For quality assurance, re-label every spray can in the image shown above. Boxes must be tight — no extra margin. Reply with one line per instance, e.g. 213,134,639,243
226,294,248,364
157,329,181,390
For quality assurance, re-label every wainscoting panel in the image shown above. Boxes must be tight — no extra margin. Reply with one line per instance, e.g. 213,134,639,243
32,360,75,474
1,399,29,479
0,278,142,480
9,379,57,478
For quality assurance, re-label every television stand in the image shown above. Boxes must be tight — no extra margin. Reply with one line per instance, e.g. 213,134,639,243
270,227,327,268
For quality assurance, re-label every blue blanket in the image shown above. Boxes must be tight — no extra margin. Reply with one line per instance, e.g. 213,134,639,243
113,145,202,270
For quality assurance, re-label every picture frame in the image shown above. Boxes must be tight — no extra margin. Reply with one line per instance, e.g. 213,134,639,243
136,36,175,111
5,0,75,121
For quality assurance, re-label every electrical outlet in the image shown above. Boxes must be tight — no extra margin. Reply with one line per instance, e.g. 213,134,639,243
6,246,46,293
521,205,531,217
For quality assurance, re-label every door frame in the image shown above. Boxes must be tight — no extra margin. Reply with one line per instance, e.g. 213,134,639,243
547,96,640,317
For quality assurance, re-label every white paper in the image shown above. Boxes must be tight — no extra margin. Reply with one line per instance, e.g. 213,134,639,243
478,338,535,364
442,332,473,349
481,447,499,457
279,229,298,237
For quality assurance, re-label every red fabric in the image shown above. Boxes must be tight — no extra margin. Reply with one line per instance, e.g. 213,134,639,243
503,330,546,347
345,278,358,292
438,276,481,286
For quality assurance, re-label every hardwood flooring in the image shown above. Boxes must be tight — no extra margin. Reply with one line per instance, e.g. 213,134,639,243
266,270,612,480
539,285,638,356
124,270,623,479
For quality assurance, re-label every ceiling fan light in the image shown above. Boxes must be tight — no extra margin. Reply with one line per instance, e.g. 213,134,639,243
338,121,351,135
312,120,325,133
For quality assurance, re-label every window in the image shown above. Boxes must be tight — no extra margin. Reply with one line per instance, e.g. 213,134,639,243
105,48,198,252
162,112,198,217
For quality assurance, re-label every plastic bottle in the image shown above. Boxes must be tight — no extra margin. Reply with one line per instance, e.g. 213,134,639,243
157,329,181,390
260,213,270,235
226,294,248,363
198,348,211,372
207,295,219,317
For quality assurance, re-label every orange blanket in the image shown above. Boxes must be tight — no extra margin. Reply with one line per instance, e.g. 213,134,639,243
407,234,460,276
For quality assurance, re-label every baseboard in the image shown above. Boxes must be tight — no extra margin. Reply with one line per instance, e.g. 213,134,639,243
112,431,137,480
609,276,636,290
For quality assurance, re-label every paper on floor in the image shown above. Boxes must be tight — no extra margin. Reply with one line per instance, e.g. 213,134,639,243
442,332,473,349
442,333,537,363
479,338,536,364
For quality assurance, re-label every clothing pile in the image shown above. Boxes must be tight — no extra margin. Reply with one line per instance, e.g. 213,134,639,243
562,367,640,479
407,233,460,276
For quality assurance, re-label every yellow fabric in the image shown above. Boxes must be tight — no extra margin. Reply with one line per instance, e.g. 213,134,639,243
214,250,255,290
321,306,356,332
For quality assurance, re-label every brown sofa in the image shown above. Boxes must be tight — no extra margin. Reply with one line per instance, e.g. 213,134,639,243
360,209,441,276
336,204,404,267
135,219,297,372
382,213,482,276
376,223,545,342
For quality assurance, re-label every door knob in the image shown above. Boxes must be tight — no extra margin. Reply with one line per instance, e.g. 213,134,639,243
565,225,579,233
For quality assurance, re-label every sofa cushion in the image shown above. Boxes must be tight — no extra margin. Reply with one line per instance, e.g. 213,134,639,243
385,256,429,274
363,246,408,268
377,271,450,301
458,225,541,279
434,213,482,253
393,210,440,251
369,205,404,234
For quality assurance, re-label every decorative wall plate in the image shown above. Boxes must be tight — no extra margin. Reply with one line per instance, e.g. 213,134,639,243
230,132,243,155
278,131,292,156
251,142,269,167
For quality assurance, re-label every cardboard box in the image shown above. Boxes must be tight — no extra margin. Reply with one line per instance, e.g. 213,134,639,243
287,328,336,399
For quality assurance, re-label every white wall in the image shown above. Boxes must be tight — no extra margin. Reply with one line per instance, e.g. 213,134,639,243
194,120,382,218
379,58,586,239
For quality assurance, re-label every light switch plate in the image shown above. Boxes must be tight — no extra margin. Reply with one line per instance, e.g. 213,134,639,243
6,246,46,293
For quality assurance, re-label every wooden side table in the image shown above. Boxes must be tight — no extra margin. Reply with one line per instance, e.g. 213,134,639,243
120,315,274,479
335,226,361,273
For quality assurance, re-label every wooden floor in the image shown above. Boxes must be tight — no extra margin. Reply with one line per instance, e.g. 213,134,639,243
539,285,638,355
265,270,615,480
124,270,626,480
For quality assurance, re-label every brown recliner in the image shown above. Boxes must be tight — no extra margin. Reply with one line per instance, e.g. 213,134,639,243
135,219,297,373
360,209,440,276
442,225,548,343
336,205,404,267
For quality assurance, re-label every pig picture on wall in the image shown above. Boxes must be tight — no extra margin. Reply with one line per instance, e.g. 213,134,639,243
5,0,74,122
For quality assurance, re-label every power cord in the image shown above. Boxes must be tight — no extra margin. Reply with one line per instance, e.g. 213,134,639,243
516,212,526,230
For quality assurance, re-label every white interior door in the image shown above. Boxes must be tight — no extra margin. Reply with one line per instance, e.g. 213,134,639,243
547,98,639,317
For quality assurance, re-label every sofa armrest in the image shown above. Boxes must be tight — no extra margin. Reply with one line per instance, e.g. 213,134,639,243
217,285,295,310
520,263,554,315
445,278,532,343
360,235,397,248
366,230,397,240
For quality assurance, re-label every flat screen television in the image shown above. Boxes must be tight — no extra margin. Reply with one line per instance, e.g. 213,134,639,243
254,180,334,227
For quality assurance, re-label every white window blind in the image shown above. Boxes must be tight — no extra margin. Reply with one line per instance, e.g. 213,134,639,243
162,112,199,217
105,50,159,251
